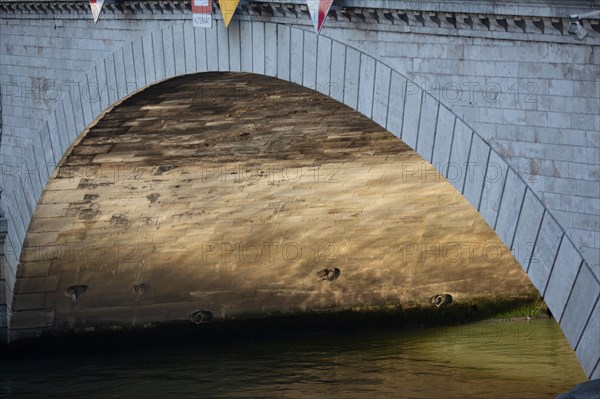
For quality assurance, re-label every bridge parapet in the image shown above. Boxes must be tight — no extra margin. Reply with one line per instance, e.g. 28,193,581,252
0,0,598,43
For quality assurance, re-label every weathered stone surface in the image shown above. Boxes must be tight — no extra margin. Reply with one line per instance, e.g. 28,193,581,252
14,276,59,294
12,293,45,311
431,106,455,178
8,328,42,341
447,119,473,194
575,299,599,380
561,265,599,349
0,305,7,328
479,151,508,229
12,73,535,337
511,190,545,269
11,309,54,330
400,87,423,150
528,214,563,292
556,379,600,399
15,262,50,278
463,135,491,211
545,239,584,322
0,281,7,306
416,94,438,162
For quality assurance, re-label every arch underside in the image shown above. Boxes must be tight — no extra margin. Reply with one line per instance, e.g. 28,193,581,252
1,20,598,378
15,71,536,332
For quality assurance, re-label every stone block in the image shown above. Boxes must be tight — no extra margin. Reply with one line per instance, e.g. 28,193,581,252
475,60,495,76
463,135,491,211
416,93,439,163
162,26,176,78
39,122,58,169
50,107,69,165
205,24,219,72
88,67,104,122
315,36,333,96
448,119,472,193
6,205,26,247
495,62,518,78
15,261,50,278
372,63,391,128
573,81,597,98
401,86,422,150
0,281,7,306
581,250,600,280
2,239,18,275
57,100,78,155
180,21,195,76
495,170,526,248
386,72,407,138
561,265,599,349
511,189,545,269
329,40,345,103
103,51,119,107
358,55,376,118
12,293,45,311
542,238,582,320
12,185,32,227
575,299,599,378
479,151,508,228
548,79,573,97
14,276,59,294
302,30,317,90
193,25,209,73
10,309,54,329
571,113,597,130
431,105,455,178
264,23,278,78
171,24,185,76
594,366,600,380
9,328,42,341
0,305,9,329
290,28,304,86
527,214,562,292
343,47,361,110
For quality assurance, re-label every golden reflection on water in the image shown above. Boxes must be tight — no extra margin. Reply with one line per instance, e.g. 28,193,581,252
1,319,586,399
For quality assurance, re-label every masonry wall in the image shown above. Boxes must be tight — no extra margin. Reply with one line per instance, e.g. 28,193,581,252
324,25,600,270
0,6,598,377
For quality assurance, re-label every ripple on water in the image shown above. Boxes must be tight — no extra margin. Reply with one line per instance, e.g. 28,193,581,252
0,319,586,399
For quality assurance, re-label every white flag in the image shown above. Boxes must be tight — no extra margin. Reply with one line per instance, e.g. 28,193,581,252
193,0,212,28
307,0,333,34
89,0,105,23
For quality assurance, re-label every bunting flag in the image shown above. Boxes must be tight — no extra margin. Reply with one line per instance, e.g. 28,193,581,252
89,0,105,23
192,0,212,28
218,0,241,28
307,0,334,34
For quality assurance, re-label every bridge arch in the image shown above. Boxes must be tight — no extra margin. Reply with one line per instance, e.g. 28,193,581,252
1,19,598,378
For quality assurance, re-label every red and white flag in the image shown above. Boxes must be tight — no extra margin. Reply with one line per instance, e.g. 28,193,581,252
89,0,105,23
307,0,333,34
193,0,212,28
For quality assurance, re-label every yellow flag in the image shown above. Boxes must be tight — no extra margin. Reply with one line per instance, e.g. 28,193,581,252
218,0,240,27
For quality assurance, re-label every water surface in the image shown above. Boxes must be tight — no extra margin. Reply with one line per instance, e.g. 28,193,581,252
1,318,586,398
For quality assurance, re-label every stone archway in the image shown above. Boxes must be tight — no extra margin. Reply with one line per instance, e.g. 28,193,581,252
1,20,597,377
12,71,537,340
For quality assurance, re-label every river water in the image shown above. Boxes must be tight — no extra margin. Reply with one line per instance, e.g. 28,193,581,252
0,318,586,398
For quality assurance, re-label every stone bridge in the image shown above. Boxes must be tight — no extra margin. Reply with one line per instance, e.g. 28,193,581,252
0,0,598,378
